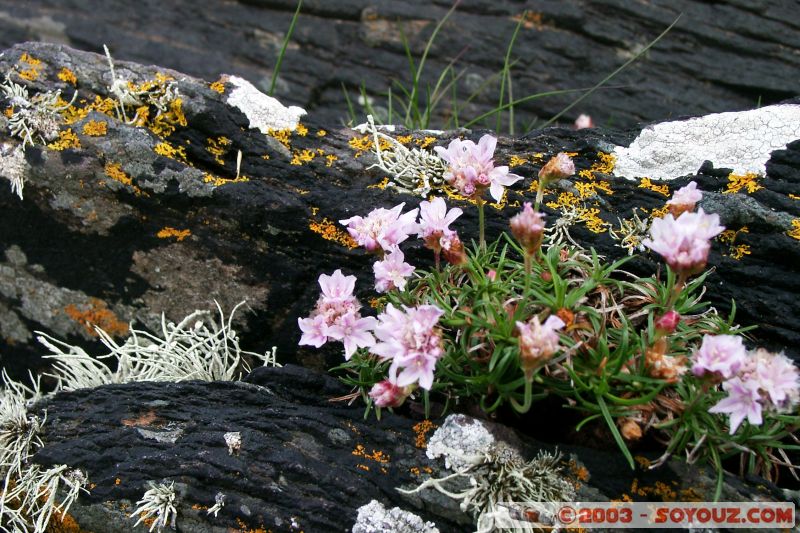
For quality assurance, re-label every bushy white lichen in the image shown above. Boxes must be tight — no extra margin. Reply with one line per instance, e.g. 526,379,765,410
404,414,575,533
36,300,279,390
352,499,439,533
0,142,26,198
1,74,74,149
226,75,305,133
131,481,178,532
613,104,800,180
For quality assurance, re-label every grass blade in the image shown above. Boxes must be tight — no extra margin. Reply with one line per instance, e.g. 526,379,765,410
269,0,303,96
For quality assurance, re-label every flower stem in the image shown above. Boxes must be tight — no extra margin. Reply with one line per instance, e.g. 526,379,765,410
510,374,534,413
534,180,545,212
665,271,688,310
477,196,486,250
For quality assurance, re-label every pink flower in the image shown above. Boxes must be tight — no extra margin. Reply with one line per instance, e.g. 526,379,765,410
516,315,565,373
574,114,594,129
372,304,444,390
318,269,356,301
667,181,703,216
373,249,415,293
691,334,747,379
750,349,800,409
538,153,575,185
509,202,546,254
709,377,763,434
417,197,462,252
487,269,497,281
642,209,724,275
440,231,467,265
434,134,522,202
326,311,377,360
298,314,328,348
369,379,408,408
340,203,419,253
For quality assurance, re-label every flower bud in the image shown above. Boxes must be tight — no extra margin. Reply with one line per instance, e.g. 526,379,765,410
655,310,680,334
487,269,497,281
538,152,575,185
667,181,702,217
510,202,546,255
441,233,467,265
574,114,594,130
517,315,565,375
619,418,642,441
369,379,408,408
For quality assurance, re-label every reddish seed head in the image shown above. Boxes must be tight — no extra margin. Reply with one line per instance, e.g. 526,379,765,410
655,310,681,334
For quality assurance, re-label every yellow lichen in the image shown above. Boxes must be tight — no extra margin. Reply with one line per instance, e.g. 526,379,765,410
351,444,390,464
47,129,81,150
787,219,800,240
416,136,436,149
348,135,391,157
308,217,358,248
267,128,292,148
648,204,670,219
202,173,249,187
509,155,527,168
104,162,146,196
3,107,12,118
546,192,580,210
149,97,187,137
395,135,413,145
57,67,77,86
316,129,327,137
206,136,232,165
325,154,338,167
156,227,191,241
154,141,188,162
290,149,317,166
17,53,43,81
578,207,608,233
789,194,800,200
724,171,763,194
368,177,391,190
81,120,108,136
295,123,308,136
209,80,226,94
638,177,670,196
511,11,544,30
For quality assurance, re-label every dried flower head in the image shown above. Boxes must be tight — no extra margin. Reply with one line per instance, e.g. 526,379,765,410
538,153,575,185
667,181,703,216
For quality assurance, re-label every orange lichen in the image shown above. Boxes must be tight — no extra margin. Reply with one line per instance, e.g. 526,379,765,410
368,177,391,190
3,106,12,118
719,227,751,260
18,53,43,81
209,79,226,94
579,207,608,233
202,172,249,187
352,444,390,464
567,459,590,482
104,162,146,196
316,129,327,137
638,177,670,196
47,129,81,151
290,149,316,166
267,128,292,148
412,420,437,449
409,466,433,476
295,123,308,136
149,97,188,137
57,67,77,86
724,171,763,194
416,136,436,149
115,478,121,485
156,227,191,242
81,120,107,136
64,298,129,337
308,217,358,249
395,135,413,145
46,510,89,533
512,11,544,30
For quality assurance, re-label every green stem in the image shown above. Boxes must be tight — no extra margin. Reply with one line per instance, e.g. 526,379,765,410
477,196,486,250
665,271,688,310
510,375,534,413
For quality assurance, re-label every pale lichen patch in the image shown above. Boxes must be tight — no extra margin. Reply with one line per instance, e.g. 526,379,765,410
225,75,305,133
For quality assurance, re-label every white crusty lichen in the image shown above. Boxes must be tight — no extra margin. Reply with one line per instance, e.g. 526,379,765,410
131,481,178,532
352,499,439,533
613,104,800,181
226,75,305,133
402,414,575,533
0,142,27,199
358,115,446,197
36,300,279,390
224,431,241,456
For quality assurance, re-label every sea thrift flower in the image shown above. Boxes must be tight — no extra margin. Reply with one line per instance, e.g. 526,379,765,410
748,349,800,409
434,134,522,202
417,197,462,252
315,270,360,325
691,334,747,379
372,304,445,390
373,249,415,293
298,314,328,348
667,181,703,216
510,202,546,254
574,114,594,129
487,269,497,281
538,152,575,185
340,203,419,253
655,310,681,334
709,377,763,434
326,312,377,360
642,209,724,275
369,379,408,408
516,315,565,374
440,232,467,265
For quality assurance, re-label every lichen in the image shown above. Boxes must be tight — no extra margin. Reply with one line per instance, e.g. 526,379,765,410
209,79,225,94
225,75,305,133
154,141,187,162
718,227,751,260
724,171,763,194
156,227,191,242
63,297,129,338
206,136,232,165
104,162,146,196
80,120,107,136
308,217,358,249
638,177,670,196
46,129,80,151
352,500,439,533
787,219,800,241
56,68,77,86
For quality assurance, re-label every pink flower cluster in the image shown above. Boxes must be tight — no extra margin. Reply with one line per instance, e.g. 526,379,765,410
340,203,419,253
298,270,376,359
510,202,546,254
372,304,445,390
643,208,724,276
692,335,800,434
667,181,702,216
434,134,522,201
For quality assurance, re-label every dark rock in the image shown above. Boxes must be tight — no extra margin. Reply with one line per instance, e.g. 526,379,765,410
31,365,786,532
0,1,798,130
